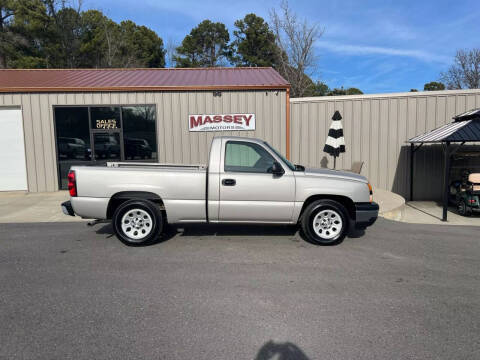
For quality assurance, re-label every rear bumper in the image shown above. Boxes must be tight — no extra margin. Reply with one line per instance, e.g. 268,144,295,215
61,201,75,217
354,202,379,229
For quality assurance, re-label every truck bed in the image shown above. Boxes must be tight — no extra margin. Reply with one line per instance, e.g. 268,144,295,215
70,163,208,222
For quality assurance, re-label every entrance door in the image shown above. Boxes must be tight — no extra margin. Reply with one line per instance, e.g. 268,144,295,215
218,140,295,222
0,109,28,191
92,131,122,162
90,106,123,163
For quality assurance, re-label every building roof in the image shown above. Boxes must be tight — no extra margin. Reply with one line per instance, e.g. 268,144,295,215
0,67,289,93
408,108,480,143
453,108,480,122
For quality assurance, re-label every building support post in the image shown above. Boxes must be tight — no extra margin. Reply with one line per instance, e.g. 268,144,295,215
442,142,450,222
409,143,423,201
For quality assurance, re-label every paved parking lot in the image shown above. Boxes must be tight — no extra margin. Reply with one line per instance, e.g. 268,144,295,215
0,219,479,359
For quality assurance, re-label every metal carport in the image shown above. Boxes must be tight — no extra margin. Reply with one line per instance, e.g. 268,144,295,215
408,108,480,221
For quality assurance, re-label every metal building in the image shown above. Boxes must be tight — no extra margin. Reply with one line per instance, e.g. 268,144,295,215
290,89,480,200
1,67,479,200
0,68,290,192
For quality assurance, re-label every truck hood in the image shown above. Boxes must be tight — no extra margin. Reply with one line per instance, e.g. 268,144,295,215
303,167,368,183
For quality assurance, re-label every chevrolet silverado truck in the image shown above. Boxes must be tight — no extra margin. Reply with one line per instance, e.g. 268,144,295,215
62,136,378,245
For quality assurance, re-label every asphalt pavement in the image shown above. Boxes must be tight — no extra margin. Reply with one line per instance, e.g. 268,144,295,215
0,219,479,360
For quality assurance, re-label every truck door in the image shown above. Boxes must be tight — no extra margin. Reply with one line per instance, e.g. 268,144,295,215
218,140,295,222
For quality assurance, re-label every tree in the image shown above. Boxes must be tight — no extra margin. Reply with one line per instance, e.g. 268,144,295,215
345,87,363,95
312,81,330,96
423,81,445,91
328,87,347,96
174,20,230,67
0,1,165,68
324,86,363,96
304,80,330,96
78,9,114,67
165,37,177,67
0,0,49,68
231,13,278,67
0,0,17,68
116,20,165,68
440,49,480,89
410,89,418,92
33,0,87,68
270,1,323,97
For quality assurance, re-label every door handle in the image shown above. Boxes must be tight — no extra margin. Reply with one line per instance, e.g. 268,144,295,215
222,178,236,186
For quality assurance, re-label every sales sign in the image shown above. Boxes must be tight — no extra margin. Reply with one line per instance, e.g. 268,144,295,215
189,113,255,132
96,119,117,129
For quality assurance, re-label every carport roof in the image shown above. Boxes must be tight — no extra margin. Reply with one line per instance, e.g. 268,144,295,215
408,108,480,143
0,67,290,93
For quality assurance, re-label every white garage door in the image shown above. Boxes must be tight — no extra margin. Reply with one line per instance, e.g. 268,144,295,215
0,109,28,191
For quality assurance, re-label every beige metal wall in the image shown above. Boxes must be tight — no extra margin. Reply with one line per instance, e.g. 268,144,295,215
290,89,480,200
0,90,286,192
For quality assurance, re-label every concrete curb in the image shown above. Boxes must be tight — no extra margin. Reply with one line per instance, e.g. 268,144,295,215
375,188,406,221
380,204,406,221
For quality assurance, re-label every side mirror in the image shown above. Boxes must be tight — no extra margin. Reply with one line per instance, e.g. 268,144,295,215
270,161,285,176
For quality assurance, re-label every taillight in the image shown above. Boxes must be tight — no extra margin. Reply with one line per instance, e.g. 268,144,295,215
67,170,77,197
367,183,373,202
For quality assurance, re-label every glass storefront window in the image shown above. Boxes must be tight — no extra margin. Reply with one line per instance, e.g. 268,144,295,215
55,105,157,189
122,106,157,160
93,132,121,160
90,107,121,130
55,107,91,189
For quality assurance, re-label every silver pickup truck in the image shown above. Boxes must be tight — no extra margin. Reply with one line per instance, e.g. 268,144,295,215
62,136,378,245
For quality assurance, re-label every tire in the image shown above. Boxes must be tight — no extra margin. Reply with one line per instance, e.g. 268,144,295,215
459,200,472,217
301,199,349,245
112,199,164,246
458,200,467,216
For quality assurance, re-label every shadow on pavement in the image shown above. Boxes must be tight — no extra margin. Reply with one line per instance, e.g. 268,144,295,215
95,221,365,247
255,340,310,360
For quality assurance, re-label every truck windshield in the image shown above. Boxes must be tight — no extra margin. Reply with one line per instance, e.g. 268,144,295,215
263,141,297,171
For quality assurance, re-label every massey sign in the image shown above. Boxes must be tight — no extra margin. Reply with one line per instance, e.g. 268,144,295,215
189,113,255,132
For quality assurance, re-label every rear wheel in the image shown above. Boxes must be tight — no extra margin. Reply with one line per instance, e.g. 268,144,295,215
301,199,349,245
458,200,468,216
112,199,163,246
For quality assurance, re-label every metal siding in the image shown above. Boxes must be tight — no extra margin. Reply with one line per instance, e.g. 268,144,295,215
0,89,286,192
32,94,47,191
387,98,398,194
6,88,480,198
379,99,389,189
290,89,480,200
21,94,37,191
39,94,55,191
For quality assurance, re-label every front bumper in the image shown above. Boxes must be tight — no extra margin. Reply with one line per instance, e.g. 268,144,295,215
354,202,379,229
61,201,75,217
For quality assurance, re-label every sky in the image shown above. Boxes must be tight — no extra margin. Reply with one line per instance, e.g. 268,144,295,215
83,0,480,94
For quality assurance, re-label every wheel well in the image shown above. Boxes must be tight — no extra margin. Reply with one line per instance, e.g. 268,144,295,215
106,191,164,219
299,195,355,222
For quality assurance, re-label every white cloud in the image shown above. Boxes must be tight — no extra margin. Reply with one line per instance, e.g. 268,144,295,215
316,41,450,64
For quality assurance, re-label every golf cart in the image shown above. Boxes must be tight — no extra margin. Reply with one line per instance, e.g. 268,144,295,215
449,169,480,216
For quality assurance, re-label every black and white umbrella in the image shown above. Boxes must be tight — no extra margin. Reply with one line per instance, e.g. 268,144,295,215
323,110,345,169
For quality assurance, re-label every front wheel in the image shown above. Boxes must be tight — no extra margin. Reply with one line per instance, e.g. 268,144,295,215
457,200,472,217
300,199,349,245
112,199,164,246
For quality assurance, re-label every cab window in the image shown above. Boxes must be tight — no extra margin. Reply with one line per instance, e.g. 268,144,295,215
224,141,275,173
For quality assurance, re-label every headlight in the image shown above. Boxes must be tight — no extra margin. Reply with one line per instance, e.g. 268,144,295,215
367,183,373,203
